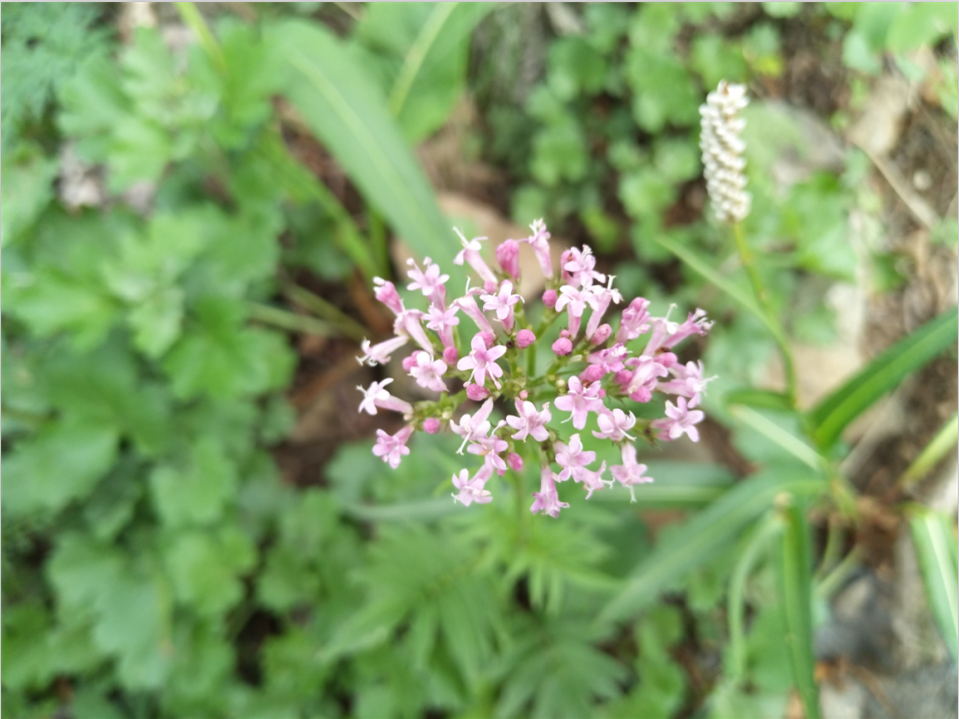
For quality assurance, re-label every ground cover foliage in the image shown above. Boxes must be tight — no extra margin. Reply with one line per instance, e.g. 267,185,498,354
2,3,957,718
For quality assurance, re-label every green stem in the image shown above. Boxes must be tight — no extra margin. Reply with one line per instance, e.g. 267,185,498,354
898,414,959,490
247,302,334,336
814,515,845,581
732,221,798,408
815,546,861,600
283,283,368,341
175,3,226,72
727,513,782,683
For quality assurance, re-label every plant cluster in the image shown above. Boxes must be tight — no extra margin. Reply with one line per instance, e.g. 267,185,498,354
358,221,713,515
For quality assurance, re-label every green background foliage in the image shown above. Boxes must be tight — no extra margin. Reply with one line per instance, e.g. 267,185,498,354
3,3,956,719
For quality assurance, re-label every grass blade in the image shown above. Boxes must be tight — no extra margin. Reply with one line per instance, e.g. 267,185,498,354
590,461,735,508
898,414,959,489
269,20,462,277
777,500,821,719
907,505,958,660
729,405,823,470
597,465,827,626
726,512,782,683
809,306,957,450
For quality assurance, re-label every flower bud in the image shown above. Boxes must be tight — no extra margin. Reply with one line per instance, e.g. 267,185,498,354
589,323,612,346
515,328,536,348
580,365,605,383
422,417,441,434
480,330,496,348
495,239,520,279
552,337,573,356
466,383,490,401
442,345,458,364
542,289,558,309
507,452,524,472
401,354,417,372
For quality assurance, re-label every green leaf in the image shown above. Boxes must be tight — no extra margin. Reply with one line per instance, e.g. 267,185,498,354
809,306,958,449
162,526,255,617
725,387,795,412
907,506,958,660
150,437,237,527
776,501,821,719
3,419,119,517
354,3,493,142
163,297,294,400
1,146,57,245
598,464,827,625
269,20,460,274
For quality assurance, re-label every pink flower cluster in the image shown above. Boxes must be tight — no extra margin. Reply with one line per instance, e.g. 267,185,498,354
357,220,714,518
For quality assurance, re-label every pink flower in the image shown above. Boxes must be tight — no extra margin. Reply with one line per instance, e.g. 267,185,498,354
653,397,705,442
408,350,447,393
542,288,558,309
659,360,714,404
372,278,404,315
467,429,509,474
356,335,409,366
610,444,653,501
393,309,435,355
578,461,610,499
505,400,551,442
530,466,568,518
585,278,622,338
555,285,595,336
662,308,713,349
554,376,605,430
624,354,671,402
593,408,637,441
425,303,459,350
406,257,449,301
515,328,536,348
457,332,507,388
454,291,495,336
561,245,605,288
507,452,524,471
372,426,414,468
422,417,441,434
480,280,523,328
496,239,520,279
524,219,553,279
554,433,596,482
466,383,490,401
450,398,494,453
356,379,413,416
453,229,497,288
451,467,493,506
617,297,651,343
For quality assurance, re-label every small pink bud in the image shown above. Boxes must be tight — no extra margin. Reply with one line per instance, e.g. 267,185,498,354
480,331,496,348
518,389,529,400
507,452,524,472
442,345,458,364
401,354,417,372
496,239,521,279
466,383,490,401
515,328,536,348
422,417,441,434
552,337,573,356
373,279,403,314
542,289,558,309
658,351,678,368
589,323,612,346
615,369,633,387
581,365,605,383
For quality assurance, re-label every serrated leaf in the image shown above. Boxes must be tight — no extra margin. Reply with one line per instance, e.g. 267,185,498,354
3,419,118,517
162,527,255,617
150,437,236,527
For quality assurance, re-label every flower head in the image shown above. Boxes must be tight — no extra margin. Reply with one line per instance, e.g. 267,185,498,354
505,400,551,442
700,80,750,223
373,426,414,469
554,376,606,430
457,332,507,388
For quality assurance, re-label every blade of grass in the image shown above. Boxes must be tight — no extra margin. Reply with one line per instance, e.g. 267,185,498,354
809,306,957,450
898,414,959,490
727,512,782,684
729,405,823,470
589,461,735,508
777,499,821,719
907,505,958,660
597,465,827,626
269,20,462,281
